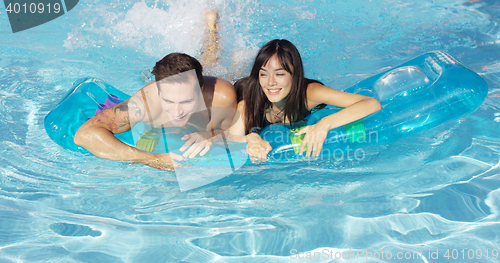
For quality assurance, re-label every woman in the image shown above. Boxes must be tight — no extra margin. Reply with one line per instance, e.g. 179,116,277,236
230,39,381,160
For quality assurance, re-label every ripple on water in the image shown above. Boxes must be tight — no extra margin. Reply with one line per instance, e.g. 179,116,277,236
50,222,102,237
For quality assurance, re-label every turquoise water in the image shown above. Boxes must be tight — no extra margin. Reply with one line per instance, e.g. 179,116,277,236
1,0,500,262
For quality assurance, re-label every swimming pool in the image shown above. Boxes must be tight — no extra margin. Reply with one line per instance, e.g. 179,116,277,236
1,0,500,262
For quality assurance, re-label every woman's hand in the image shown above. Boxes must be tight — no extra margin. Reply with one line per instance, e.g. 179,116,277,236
180,131,214,159
295,121,331,157
246,133,272,161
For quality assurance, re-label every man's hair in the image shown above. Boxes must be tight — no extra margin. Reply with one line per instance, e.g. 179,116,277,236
151,53,204,88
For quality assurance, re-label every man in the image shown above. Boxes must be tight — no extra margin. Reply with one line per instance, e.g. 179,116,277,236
74,52,237,170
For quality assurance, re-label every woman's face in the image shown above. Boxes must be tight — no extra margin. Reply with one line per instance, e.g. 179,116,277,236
259,54,293,104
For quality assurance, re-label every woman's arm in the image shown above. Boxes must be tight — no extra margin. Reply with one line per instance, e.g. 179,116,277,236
296,83,381,157
228,100,271,160
308,83,381,128
228,100,247,141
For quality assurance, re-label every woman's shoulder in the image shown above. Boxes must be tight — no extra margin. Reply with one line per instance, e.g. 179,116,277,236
305,80,329,95
305,78,326,92
305,78,323,86
305,80,343,109
306,81,324,89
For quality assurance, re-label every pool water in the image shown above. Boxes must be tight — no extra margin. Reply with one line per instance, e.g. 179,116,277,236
1,0,500,262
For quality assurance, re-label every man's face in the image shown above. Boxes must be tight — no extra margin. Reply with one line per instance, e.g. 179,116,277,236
157,71,202,127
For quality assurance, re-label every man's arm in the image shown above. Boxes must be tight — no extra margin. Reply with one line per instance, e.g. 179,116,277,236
209,77,237,130
74,99,141,160
179,77,237,158
74,90,184,170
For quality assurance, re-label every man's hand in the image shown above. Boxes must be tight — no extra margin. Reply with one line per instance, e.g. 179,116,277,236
180,131,214,158
128,152,185,171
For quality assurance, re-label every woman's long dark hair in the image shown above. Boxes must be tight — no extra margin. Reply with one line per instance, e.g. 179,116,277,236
240,39,312,134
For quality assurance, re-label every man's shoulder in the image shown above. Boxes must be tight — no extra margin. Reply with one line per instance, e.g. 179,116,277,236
128,81,162,123
203,76,231,87
206,77,235,94
141,80,158,93
131,81,159,101
206,76,236,108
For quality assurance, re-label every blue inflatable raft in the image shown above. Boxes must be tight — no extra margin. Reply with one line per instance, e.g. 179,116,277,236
263,51,488,160
44,51,488,165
